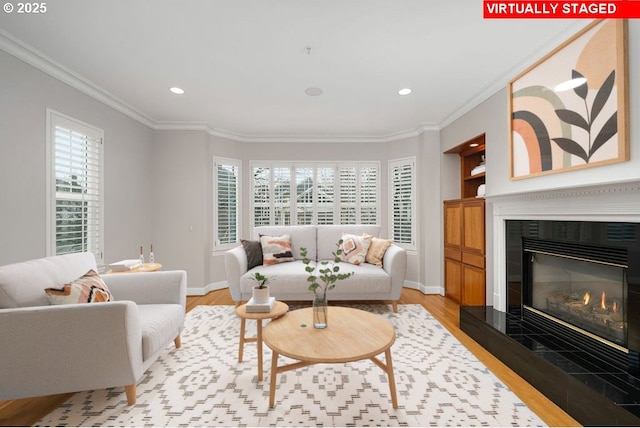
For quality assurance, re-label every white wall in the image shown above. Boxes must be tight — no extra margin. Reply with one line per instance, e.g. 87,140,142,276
0,50,155,265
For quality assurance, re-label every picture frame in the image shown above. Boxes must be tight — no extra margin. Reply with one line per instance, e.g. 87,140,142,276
508,19,628,180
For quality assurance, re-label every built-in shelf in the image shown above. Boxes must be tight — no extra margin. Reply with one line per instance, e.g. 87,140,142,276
445,133,485,199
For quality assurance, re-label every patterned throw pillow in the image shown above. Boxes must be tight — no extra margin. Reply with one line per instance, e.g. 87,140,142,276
45,270,114,305
339,233,372,265
260,234,295,266
365,237,393,267
241,239,263,270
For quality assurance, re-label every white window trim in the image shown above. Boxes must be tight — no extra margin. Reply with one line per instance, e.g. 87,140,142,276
213,156,241,252
388,156,416,251
46,108,104,263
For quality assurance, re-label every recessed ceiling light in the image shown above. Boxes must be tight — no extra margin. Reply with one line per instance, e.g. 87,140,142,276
398,88,412,96
169,87,185,95
470,143,479,148
305,87,323,96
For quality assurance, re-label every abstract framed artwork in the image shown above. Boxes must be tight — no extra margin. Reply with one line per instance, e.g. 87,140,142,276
509,19,628,180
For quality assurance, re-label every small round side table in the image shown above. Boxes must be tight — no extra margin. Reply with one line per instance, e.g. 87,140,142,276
235,301,289,381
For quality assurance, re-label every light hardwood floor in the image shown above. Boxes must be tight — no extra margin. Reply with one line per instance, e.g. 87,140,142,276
0,288,580,426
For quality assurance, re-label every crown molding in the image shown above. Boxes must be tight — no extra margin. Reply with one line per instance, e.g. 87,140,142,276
1,28,440,143
154,121,440,143
3,20,590,143
438,20,593,130
0,29,156,129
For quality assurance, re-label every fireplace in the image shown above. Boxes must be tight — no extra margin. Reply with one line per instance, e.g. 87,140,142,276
458,183,640,425
508,220,640,371
522,237,629,366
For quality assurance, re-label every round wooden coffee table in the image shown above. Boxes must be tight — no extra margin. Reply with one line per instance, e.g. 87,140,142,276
236,301,289,382
263,306,398,408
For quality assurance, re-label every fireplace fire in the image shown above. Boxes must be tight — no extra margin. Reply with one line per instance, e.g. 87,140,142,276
525,245,628,348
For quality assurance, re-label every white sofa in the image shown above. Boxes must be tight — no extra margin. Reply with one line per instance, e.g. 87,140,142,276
225,225,407,312
0,252,187,405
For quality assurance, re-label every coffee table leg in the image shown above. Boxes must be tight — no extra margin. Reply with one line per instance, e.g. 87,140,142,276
238,318,246,362
385,348,398,409
269,350,279,407
257,320,263,381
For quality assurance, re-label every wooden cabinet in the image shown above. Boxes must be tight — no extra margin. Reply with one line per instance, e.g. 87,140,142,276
444,198,486,306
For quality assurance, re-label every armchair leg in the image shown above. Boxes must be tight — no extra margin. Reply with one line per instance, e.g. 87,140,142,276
174,335,182,348
392,301,398,313
125,384,136,405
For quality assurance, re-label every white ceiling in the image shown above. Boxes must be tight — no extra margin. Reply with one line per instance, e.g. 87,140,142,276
0,0,587,141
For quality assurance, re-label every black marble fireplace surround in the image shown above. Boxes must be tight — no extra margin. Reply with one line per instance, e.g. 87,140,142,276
460,220,640,426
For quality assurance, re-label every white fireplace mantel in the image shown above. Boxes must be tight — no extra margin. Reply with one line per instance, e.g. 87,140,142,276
488,179,640,311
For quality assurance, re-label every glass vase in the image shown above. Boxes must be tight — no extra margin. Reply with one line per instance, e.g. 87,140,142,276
313,295,328,329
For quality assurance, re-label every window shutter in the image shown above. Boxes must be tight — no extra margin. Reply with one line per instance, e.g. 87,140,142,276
248,161,379,228
49,111,104,263
359,163,378,225
339,165,357,225
214,159,240,248
252,165,271,227
316,166,335,225
273,167,292,226
295,166,314,225
390,158,415,248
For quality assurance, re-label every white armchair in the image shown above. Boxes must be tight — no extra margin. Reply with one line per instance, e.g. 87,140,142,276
0,252,186,405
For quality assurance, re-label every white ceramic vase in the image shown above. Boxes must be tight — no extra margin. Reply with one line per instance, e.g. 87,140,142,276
252,286,270,304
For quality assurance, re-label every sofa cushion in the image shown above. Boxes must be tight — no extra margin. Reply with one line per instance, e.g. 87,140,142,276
327,262,392,294
339,233,372,265
317,225,381,261
240,260,314,296
137,304,185,361
44,270,114,305
260,234,295,265
366,237,393,267
241,239,263,270
0,252,98,309
254,225,316,260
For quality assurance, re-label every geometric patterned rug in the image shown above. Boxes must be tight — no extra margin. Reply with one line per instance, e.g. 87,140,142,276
36,304,545,427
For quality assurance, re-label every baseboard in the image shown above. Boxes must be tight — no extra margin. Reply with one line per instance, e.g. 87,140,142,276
404,282,444,295
187,281,227,296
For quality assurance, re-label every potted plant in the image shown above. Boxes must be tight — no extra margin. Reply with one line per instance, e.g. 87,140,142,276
300,240,353,329
249,272,271,304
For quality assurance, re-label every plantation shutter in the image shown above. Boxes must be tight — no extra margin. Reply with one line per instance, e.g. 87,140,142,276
316,165,336,225
214,158,240,249
273,166,292,225
295,165,314,225
48,111,104,263
339,165,357,224
359,163,378,225
253,165,271,226
390,158,415,248
249,161,379,228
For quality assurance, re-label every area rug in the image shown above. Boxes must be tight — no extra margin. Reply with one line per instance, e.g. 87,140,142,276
37,304,544,427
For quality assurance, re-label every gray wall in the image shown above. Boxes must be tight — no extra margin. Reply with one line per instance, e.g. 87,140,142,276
440,20,640,304
0,50,154,265
6,20,636,295
0,41,437,291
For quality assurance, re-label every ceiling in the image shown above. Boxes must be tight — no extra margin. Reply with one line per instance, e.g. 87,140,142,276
0,1,586,142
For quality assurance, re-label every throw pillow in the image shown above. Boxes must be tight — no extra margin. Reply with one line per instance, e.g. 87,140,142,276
45,270,114,305
339,233,372,265
260,234,295,266
366,237,393,267
241,239,263,270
